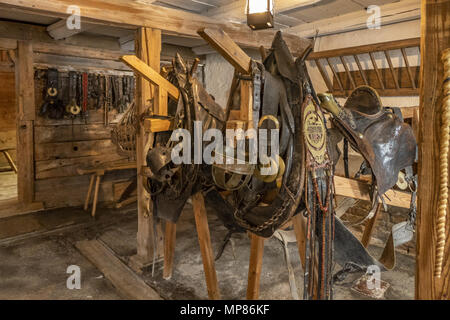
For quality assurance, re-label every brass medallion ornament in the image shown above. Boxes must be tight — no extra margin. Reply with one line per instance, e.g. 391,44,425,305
303,101,327,164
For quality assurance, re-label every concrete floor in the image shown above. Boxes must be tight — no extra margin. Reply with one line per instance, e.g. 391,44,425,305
0,201,415,300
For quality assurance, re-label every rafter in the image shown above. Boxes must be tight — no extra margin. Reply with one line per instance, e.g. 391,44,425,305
286,0,420,38
0,0,311,56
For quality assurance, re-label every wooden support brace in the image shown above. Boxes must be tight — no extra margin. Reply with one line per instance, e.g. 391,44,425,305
121,55,180,101
197,28,252,75
163,221,177,280
334,176,411,208
143,118,175,133
246,232,265,300
192,192,221,300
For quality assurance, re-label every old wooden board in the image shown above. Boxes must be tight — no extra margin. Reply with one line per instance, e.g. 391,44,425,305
75,239,162,300
416,0,450,300
334,176,411,209
0,0,311,56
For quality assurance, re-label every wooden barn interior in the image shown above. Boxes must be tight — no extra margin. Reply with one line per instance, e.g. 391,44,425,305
0,0,448,301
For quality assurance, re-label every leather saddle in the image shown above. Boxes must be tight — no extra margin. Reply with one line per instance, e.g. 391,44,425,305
319,86,417,197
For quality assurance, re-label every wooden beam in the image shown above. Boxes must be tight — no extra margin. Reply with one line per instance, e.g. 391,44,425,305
129,27,164,271
143,118,175,133
0,0,311,56
47,19,91,40
246,232,265,300
76,239,162,300
192,192,221,300
308,38,420,60
416,0,450,300
288,0,421,38
15,41,35,205
334,176,411,209
198,28,251,74
121,55,179,101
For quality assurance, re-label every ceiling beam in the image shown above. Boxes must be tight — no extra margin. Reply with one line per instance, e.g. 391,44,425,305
47,19,96,40
0,0,311,56
285,0,420,38
203,0,321,22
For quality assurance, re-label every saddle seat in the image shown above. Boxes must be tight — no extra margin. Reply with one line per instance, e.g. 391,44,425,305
319,86,417,196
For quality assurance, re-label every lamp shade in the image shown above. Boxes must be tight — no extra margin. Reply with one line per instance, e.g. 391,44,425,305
246,0,274,30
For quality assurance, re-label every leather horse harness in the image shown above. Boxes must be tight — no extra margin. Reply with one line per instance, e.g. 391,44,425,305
143,33,418,300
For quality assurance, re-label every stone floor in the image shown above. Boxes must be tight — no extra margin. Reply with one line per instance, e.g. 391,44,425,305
0,201,415,300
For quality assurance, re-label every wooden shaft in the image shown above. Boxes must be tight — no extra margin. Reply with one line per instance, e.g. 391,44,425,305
326,58,344,91
315,59,333,92
340,56,356,89
353,54,368,85
369,52,385,90
192,192,221,300
361,203,382,248
292,214,307,270
401,48,416,89
384,50,400,89
246,232,265,300
163,221,177,280
3,150,17,173
91,175,101,218
84,173,96,211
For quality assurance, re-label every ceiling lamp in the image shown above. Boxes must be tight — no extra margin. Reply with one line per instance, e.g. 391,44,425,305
246,0,274,30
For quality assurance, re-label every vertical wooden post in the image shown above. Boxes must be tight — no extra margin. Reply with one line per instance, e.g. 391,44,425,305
130,27,164,271
163,221,177,280
246,232,265,300
416,0,450,299
292,214,307,270
192,192,221,300
15,40,35,205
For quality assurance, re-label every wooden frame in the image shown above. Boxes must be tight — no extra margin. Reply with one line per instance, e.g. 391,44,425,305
416,0,450,299
308,38,420,97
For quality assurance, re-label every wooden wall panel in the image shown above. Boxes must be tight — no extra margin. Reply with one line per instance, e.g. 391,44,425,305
0,70,16,168
32,59,134,209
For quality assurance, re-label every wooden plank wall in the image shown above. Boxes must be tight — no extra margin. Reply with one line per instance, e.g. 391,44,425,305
0,68,16,169
32,73,135,209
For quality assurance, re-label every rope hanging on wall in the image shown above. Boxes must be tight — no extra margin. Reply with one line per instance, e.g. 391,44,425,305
111,101,138,161
435,48,450,278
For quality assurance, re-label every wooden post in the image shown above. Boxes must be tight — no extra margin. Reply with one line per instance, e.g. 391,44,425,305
292,214,307,270
129,27,164,271
246,232,265,300
192,192,221,300
416,0,450,299
15,40,35,205
163,221,177,280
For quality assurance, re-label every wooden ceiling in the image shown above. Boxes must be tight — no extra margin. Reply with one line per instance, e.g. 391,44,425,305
0,0,406,51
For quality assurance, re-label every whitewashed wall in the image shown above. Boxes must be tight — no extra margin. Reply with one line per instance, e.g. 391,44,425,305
204,49,261,108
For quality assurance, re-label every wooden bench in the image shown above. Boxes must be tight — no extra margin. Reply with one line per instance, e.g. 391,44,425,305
77,162,136,217
0,148,17,173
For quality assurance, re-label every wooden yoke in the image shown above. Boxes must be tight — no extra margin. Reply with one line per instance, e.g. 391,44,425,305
198,28,254,128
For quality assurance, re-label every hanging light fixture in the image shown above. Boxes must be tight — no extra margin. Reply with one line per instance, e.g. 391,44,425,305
246,0,274,30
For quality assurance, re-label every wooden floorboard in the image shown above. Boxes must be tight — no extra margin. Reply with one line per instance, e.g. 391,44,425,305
75,239,162,300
